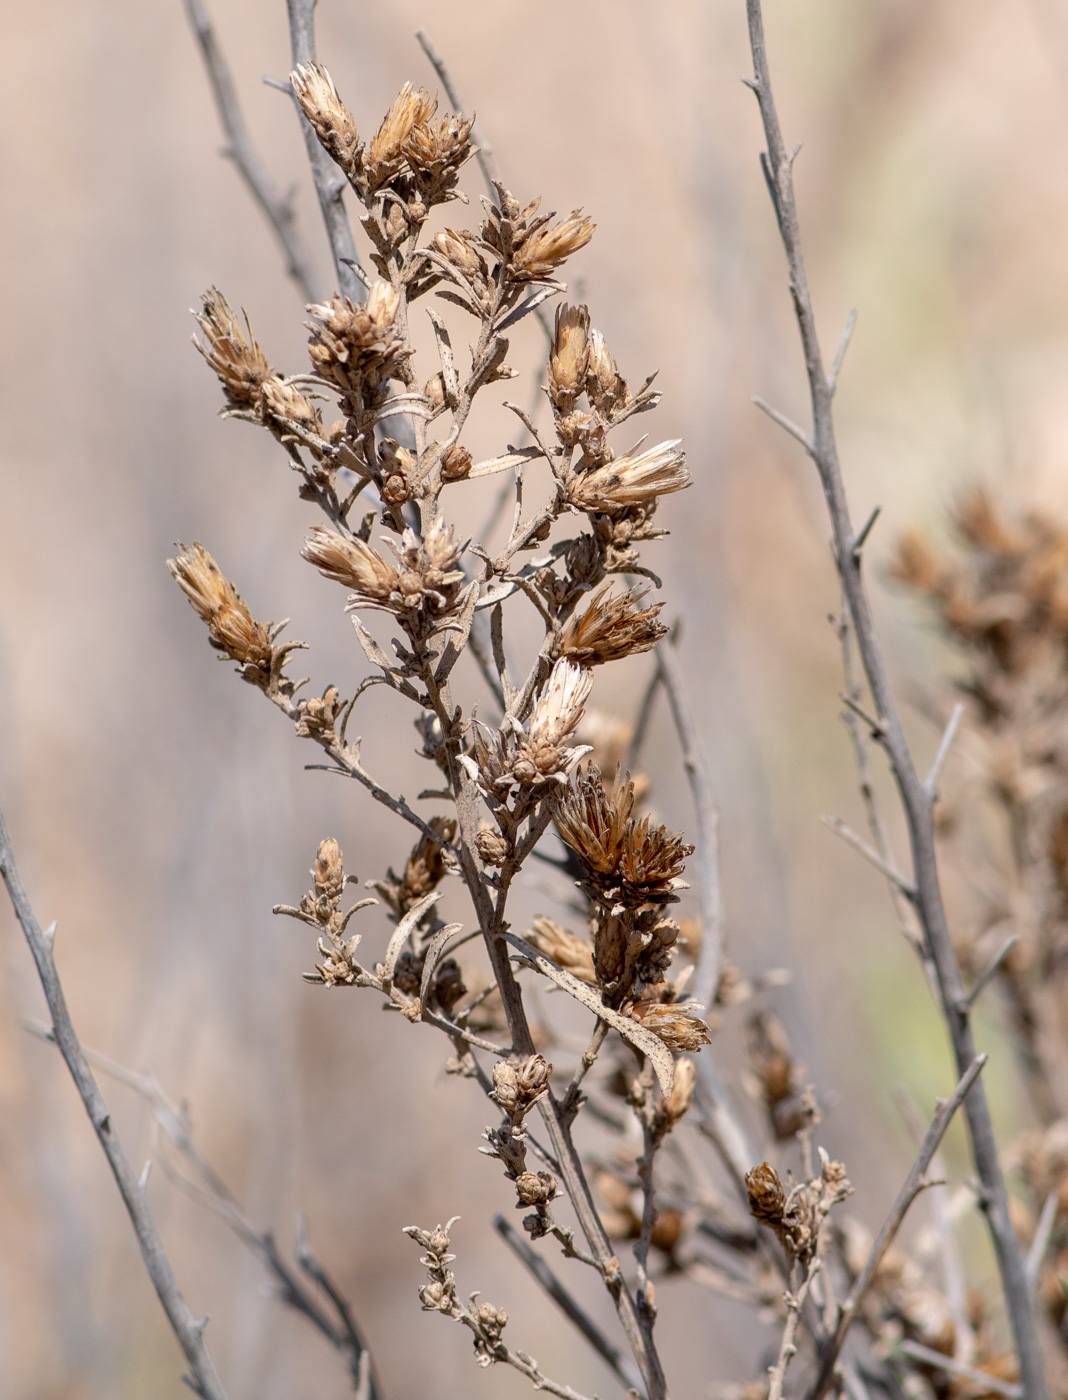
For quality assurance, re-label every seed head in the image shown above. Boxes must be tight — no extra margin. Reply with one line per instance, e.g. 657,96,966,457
556,583,668,666
524,915,596,985
745,1162,786,1225
168,542,274,681
301,526,400,602
476,826,510,867
314,838,346,903
514,1170,557,1206
192,288,272,414
441,444,473,481
290,64,362,179
548,303,591,408
586,330,630,414
552,764,693,907
307,282,406,399
368,82,437,184
629,1000,711,1053
570,440,691,513
513,209,595,282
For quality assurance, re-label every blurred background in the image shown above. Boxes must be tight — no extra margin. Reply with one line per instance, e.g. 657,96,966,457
2,0,1067,1394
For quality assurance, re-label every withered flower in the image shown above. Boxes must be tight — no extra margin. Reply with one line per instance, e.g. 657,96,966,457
441,443,473,481
629,999,711,1053
586,329,630,414
294,685,345,741
745,1161,786,1226
492,1054,553,1119
472,659,593,796
307,282,406,400
513,209,595,282
302,525,400,602
259,376,320,432
548,303,591,408
556,583,668,667
404,110,475,204
192,288,271,415
290,64,362,180
399,816,457,907
382,517,467,632
367,82,437,185
168,542,274,683
663,1056,697,1124
524,915,596,985
551,764,693,907
475,825,510,867
570,440,691,513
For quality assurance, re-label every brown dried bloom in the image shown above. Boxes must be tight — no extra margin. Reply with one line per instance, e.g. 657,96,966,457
401,817,457,904
629,999,712,1053
168,542,274,683
548,303,591,408
192,288,271,414
301,525,400,602
475,825,509,866
556,583,668,667
570,440,691,513
745,1161,787,1226
492,1055,553,1119
472,659,593,797
664,1055,698,1123
586,329,630,414
514,1170,557,1207
259,375,319,432
524,915,596,985
367,82,437,184
381,517,467,633
441,444,473,481
294,685,345,741
404,110,475,207
513,209,595,282
552,764,693,907
290,64,362,180
307,282,406,400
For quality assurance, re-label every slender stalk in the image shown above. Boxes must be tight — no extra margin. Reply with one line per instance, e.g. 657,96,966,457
743,5,1046,1393
0,804,229,1400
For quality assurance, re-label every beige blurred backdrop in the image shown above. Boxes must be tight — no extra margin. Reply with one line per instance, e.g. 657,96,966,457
2,0,1068,1395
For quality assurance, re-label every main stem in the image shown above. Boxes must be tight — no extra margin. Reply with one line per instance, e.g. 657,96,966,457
743,3,1047,1395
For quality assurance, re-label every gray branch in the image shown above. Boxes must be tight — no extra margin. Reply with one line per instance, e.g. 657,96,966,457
182,0,323,303
743,4,1047,1393
285,0,362,301
0,803,229,1400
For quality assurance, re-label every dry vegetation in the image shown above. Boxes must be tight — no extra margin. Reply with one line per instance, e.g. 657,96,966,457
4,2,1068,1399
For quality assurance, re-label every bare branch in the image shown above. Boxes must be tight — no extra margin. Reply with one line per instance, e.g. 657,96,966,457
284,0,363,301
1025,1191,1058,1290
0,803,229,1400
415,29,501,195
493,1215,643,1394
958,934,1019,1014
821,815,916,900
897,1340,1021,1400
805,1055,987,1400
743,4,1047,1387
182,0,323,302
752,395,814,454
923,701,964,798
827,308,858,396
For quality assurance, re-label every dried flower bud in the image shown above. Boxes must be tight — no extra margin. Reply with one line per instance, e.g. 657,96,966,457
441,444,473,481
513,210,595,282
367,82,437,184
514,1170,557,1206
476,826,510,866
433,228,483,280
557,583,668,667
665,1055,697,1123
516,1054,553,1101
168,542,275,681
295,686,345,741
745,1162,786,1225
260,375,319,430
630,1000,712,1053
586,329,630,414
301,525,400,602
524,915,596,985
192,288,271,414
570,440,691,514
548,303,591,408
491,1060,520,1114
492,1055,553,1118
290,64,362,179
307,282,406,400
313,838,345,902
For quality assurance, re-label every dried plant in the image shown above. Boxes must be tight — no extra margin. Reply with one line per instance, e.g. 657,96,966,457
0,4,1061,1400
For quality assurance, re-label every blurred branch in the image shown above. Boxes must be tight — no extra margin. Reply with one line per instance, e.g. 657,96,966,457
182,0,323,303
743,2,1047,1392
285,0,363,301
0,803,229,1400
807,1055,987,1399
415,29,500,196
24,1017,380,1399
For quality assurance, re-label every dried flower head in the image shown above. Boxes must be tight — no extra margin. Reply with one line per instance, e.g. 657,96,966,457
307,282,406,401
513,209,595,282
570,440,691,514
441,443,473,481
301,525,400,601
629,999,711,1053
168,542,275,684
745,1161,787,1226
556,583,668,667
524,915,597,985
290,64,362,179
492,1054,553,1119
472,660,593,797
586,329,630,414
367,82,437,185
552,764,693,907
192,288,272,415
548,303,591,408
475,825,510,866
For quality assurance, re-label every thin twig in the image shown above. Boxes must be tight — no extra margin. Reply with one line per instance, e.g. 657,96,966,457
655,640,724,1012
415,29,500,194
924,702,964,798
752,395,814,454
1025,1192,1058,1290
182,0,323,302
285,0,362,301
493,1215,644,1394
821,815,916,901
959,935,1019,1014
0,804,229,1400
827,308,858,397
897,1340,1021,1399
805,1055,987,1399
744,5,1047,1389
